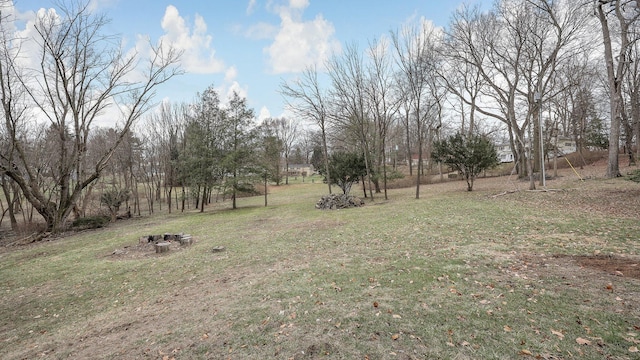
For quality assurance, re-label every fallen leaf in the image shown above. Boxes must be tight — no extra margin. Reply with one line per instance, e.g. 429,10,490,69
630,346,639,353
551,329,565,339
392,314,402,319
446,341,455,347
504,325,512,332
625,337,640,344
519,349,532,356
576,337,591,345
460,341,470,346
391,333,400,340
373,301,379,308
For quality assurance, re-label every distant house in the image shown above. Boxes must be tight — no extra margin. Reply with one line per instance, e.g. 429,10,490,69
552,136,577,156
410,154,430,167
494,136,577,163
496,143,514,163
287,164,314,177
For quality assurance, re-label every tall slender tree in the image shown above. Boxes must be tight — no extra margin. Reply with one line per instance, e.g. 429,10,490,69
391,20,441,199
222,91,256,210
280,66,333,194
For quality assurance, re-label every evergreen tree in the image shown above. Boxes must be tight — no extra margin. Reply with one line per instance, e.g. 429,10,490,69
432,133,499,191
220,91,257,209
318,152,367,195
179,85,225,211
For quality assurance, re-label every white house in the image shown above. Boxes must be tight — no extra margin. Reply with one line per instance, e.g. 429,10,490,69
553,136,577,156
495,136,577,163
496,144,514,163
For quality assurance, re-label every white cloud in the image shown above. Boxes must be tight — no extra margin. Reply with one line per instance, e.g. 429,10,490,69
289,0,309,10
217,66,248,103
246,0,257,15
87,0,118,12
257,106,271,122
158,5,225,74
264,0,341,74
224,66,238,82
224,81,248,102
244,22,278,40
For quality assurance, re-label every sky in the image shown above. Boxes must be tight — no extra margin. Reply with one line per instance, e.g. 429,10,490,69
12,0,491,126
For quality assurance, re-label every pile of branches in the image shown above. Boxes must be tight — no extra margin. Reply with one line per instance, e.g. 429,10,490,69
315,194,365,210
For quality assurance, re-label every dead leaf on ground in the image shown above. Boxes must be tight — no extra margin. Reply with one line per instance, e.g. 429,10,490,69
519,349,532,356
576,337,591,345
551,329,564,339
391,333,400,340
503,325,512,332
629,346,639,353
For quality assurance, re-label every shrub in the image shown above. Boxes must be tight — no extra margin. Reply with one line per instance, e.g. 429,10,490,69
71,215,110,230
627,169,640,183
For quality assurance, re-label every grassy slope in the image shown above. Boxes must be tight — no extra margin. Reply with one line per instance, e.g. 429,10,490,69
1,174,639,359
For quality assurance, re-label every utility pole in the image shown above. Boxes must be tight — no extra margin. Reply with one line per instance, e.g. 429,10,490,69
535,78,546,187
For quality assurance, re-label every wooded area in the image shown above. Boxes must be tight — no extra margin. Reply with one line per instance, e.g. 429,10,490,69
1,0,639,237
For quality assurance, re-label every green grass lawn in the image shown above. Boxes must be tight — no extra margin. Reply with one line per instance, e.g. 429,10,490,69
1,174,639,359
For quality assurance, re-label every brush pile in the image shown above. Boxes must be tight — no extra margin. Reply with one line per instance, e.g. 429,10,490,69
315,194,365,210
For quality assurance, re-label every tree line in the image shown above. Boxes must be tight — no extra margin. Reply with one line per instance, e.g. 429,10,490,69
282,0,639,197
1,0,638,235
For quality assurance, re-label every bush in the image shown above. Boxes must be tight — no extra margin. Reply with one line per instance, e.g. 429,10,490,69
71,215,110,230
432,133,499,191
627,169,640,183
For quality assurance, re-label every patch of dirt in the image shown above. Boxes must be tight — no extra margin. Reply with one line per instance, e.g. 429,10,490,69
515,252,640,282
562,254,640,279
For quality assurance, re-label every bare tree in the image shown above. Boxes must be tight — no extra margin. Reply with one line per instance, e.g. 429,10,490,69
621,9,640,166
0,1,181,233
327,42,376,200
596,0,639,178
439,5,487,136
367,37,401,200
391,20,441,199
143,101,186,213
272,117,298,185
280,65,332,194
445,0,588,190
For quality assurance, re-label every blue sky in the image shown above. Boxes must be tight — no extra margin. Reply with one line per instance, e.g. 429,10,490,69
13,0,490,124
